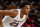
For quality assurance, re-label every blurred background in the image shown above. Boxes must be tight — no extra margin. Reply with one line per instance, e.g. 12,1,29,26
0,0,40,27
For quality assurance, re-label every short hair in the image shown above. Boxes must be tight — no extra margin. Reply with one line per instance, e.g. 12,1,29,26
20,2,30,8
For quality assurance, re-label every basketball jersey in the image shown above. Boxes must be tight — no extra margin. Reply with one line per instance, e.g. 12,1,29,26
2,9,26,27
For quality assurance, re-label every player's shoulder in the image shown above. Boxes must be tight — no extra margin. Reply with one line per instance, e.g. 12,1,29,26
10,9,20,13
11,9,20,11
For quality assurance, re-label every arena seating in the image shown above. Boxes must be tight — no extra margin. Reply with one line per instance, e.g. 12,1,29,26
6,5,17,10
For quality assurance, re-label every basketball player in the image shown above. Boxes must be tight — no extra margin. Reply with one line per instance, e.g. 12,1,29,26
0,2,30,27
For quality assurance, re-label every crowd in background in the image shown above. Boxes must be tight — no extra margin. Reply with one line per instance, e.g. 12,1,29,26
0,0,40,27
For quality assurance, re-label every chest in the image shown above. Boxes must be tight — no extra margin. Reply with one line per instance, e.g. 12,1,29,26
11,9,26,19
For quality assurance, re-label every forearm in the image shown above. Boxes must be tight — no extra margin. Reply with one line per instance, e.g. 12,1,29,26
0,10,14,16
0,16,3,27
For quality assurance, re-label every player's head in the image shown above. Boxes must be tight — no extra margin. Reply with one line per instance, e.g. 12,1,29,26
20,2,30,15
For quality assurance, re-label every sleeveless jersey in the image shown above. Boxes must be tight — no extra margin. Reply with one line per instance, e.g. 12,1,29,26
2,9,26,27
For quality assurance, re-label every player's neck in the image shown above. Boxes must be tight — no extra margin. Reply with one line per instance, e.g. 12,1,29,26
20,9,28,18
20,9,24,18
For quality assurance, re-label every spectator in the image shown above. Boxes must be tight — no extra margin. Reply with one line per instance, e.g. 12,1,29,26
0,3,3,10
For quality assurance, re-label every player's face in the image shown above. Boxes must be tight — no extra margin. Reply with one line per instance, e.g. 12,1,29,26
23,5,30,15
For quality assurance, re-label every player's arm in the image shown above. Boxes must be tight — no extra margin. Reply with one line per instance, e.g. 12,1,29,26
0,10,18,27
0,13,3,27
0,10,18,17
